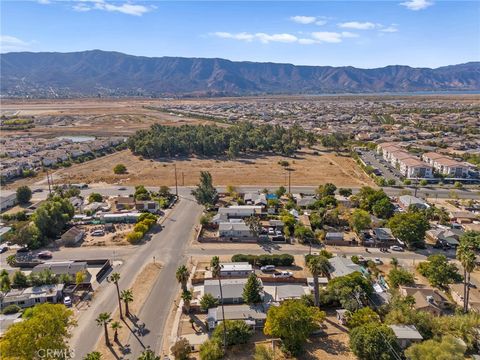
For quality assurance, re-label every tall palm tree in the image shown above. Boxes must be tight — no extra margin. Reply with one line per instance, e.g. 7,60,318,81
120,289,134,317
210,256,227,352
181,290,193,313
176,265,190,292
108,272,123,320
110,321,122,342
457,243,476,313
96,312,112,346
306,255,330,307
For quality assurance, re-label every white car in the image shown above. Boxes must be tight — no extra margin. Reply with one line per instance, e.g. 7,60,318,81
273,271,293,278
268,228,275,235
260,265,276,272
63,296,72,307
275,229,282,236
91,230,105,236
373,258,383,265
390,245,404,252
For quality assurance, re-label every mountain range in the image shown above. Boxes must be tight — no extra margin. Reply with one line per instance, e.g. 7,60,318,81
1,50,479,97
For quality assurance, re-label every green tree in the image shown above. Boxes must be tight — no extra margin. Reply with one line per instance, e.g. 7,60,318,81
96,312,112,346
419,179,428,186
349,323,400,360
181,290,193,313
388,211,429,249
108,272,123,320
192,171,218,206
405,335,466,360
345,307,381,329
387,268,415,288
176,265,190,292
338,188,352,197
83,351,102,360
171,338,192,360
264,299,325,355
199,339,223,360
120,289,134,317
349,209,372,233
306,255,330,307
372,197,395,219
0,303,74,359
294,224,314,244
110,321,122,342
0,269,11,292
16,186,32,204
316,183,337,198
457,235,478,312
390,257,399,269
138,348,161,360
113,164,127,174
13,223,41,248
11,270,28,288
32,196,74,242
76,270,86,286
275,186,287,198
245,216,262,238
88,192,103,203
242,273,263,304
417,254,461,288
326,272,373,311
200,293,219,312
212,319,253,346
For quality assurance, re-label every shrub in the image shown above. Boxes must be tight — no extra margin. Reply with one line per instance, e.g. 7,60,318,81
126,231,144,244
138,213,158,222
200,293,219,312
200,339,223,360
212,320,253,346
170,338,191,360
113,164,127,174
2,304,21,314
133,223,148,235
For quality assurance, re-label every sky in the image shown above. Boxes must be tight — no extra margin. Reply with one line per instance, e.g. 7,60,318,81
1,0,479,68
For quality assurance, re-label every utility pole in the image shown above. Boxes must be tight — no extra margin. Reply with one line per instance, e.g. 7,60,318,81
174,164,178,197
288,170,291,194
45,168,52,195
182,172,185,186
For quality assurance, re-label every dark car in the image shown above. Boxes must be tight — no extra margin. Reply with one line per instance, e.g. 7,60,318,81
38,251,53,259
16,247,29,253
0,246,8,254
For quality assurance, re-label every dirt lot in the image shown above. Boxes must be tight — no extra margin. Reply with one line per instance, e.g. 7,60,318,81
81,223,134,247
33,148,374,188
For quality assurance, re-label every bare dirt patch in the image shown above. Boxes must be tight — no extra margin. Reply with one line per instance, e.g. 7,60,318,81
46,148,374,188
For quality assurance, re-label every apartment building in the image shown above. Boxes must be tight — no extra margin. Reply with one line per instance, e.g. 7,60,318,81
422,152,469,178
377,143,433,179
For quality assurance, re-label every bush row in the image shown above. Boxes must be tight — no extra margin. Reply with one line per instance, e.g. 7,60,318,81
231,253,294,267
126,213,158,244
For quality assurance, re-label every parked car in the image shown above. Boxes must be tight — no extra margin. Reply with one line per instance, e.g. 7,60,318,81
275,229,282,236
16,247,29,253
0,245,8,254
260,265,276,272
32,188,43,193
373,258,383,265
38,251,53,259
91,230,105,236
268,228,275,235
390,245,404,252
273,271,293,278
118,187,127,191
63,296,72,307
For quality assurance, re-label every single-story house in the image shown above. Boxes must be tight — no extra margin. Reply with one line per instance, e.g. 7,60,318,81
244,193,267,206
60,226,85,246
217,206,263,218
389,325,423,349
32,261,92,284
135,200,160,214
113,196,136,210
218,222,253,238
373,228,397,246
0,284,64,309
449,283,480,312
207,304,268,329
324,232,350,246
296,197,316,208
426,228,463,248
450,211,477,224
0,191,17,211
335,195,352,208
328,256,362,278
176,333,209,352
98,212,142,223
399,195,429,210
307,277,329,291
263,284,310,302
220,262,254,277
203,278,261,304
268,220,284,229
399,285,451,315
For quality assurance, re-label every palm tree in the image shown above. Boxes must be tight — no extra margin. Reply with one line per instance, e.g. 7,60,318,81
211,256,227,352
95,312,112,346
457,243,476,312
108,272,123,320
390,257,399,269
120,289,134,317
181,290,193,313
111,321,122,342
176,265,190,292
306,255,330,307
138,348,160,360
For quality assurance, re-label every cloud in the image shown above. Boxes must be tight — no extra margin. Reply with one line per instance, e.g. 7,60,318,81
213,32,297,44
311,32,343,43
400,0,433,10
338,21,377,30
37,0,51,4
0,35,30,52
72,0,151,16
341,31,360,38
315,20,327,26
380,26,399,33
290,15,316,24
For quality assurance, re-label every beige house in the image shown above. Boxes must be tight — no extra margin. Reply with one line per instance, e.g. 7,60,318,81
399,285,451,315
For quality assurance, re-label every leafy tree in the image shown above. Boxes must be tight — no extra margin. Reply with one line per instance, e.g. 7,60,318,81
16,186,32,204
294,224,314,243
108,272,123,320
127,231,144,244
171,338,192,360
275,186,287,198
264,299,325,355
120,289,134,317
320,133,348,152
338,188,352,197
0,269,11,292
316,183,337,198
76,270,86,285
0,303,74,359
357,187,390,212
349,323,400,360
88,192,103,203
96,312,112,346
158,185,171,198
419,179,428,186
192,171,218,206
306,255,330,307
83,352,102,360
138,348,161,360
13,223,41,248
372,197,395,219
113,164,127,174
388,211,429,249
387,268,415,288
245,216,262,238
212,319,253,346
11,270,28,288
176,265,190,292
242,273,263,304
405,335,466,360
417,254,461,288
280,212,296,231
32,196,74,242
349,209,372,233
199,339,223,360
345,307,381,329
200,293,219,312
325,272,373,311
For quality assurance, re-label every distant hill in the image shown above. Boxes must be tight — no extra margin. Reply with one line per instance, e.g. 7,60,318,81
1,50,479,97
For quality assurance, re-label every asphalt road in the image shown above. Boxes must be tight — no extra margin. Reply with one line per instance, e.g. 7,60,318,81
70,195,203,359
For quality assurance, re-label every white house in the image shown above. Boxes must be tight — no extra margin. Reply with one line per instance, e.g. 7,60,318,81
218,206,262,218
0,191,17,211
218,221,253,238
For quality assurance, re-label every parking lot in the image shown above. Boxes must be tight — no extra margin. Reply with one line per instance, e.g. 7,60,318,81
359,150,403,182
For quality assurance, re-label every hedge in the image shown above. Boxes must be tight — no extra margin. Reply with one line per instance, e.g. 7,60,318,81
231,254,294,267
2,304,21,314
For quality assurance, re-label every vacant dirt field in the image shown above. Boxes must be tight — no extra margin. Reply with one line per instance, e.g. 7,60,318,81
43,148,374,188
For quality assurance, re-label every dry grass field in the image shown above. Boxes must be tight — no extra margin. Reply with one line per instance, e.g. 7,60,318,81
45,148,374,188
